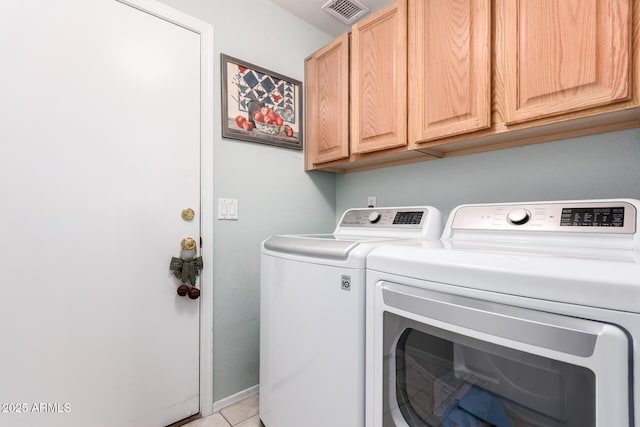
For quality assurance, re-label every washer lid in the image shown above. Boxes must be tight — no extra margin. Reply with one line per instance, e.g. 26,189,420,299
263,234,386,259
261,206,444,260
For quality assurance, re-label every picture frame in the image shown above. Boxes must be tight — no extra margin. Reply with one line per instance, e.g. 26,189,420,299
221,54,303,151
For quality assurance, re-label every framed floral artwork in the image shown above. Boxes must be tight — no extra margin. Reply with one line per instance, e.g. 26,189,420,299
221,54,303,150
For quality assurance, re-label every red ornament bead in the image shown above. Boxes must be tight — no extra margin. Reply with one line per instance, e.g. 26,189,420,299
188,287,200,300
177,284,190,296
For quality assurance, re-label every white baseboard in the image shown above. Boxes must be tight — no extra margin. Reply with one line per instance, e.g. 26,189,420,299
212,384,259,413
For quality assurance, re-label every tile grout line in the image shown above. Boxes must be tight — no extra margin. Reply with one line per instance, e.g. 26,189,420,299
221,411,254,426
223,411,233,427
219,394,260,426
218,412,233,426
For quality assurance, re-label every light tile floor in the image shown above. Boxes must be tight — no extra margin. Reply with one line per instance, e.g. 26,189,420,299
184,395,263,427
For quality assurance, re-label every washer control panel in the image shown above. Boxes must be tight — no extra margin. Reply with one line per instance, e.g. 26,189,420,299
451,201,636,234
339,208,426,229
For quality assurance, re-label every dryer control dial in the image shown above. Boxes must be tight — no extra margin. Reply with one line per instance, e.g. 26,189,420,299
507,208,531,225
368,211,381,224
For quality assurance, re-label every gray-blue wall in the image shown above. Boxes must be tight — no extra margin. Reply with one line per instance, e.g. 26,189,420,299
337,128,640,218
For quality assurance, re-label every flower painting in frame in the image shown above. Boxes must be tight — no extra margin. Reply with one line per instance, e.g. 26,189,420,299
221,54,303,150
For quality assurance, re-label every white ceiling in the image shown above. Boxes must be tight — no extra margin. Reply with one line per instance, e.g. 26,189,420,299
268,0,392,37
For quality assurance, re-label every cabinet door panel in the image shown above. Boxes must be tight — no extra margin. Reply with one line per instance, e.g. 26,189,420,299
351,0,407,154
409,0,491,145
307,34,350,166
503,0,631,124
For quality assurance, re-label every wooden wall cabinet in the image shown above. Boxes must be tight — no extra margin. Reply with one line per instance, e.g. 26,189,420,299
408,0,492,146
502,0,632,125
304,33,350,169
305,0,639,172
351,0,407,154
410,0,638,159
305,0,433,172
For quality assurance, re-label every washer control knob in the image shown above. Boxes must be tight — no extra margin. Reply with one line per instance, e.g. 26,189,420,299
368,211,381,224
507,208,531,225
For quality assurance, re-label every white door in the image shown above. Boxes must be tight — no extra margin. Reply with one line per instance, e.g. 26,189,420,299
0,1,211,426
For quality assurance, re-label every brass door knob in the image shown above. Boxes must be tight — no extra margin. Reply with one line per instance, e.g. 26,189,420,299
182,208,195,221
181,237,197,251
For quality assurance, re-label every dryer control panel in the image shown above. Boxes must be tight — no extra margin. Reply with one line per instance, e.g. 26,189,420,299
451,201,637,234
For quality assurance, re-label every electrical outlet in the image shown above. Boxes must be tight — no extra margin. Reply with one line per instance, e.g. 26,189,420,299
367,196,376,208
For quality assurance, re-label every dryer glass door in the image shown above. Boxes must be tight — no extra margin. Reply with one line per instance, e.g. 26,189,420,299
376,281,630,427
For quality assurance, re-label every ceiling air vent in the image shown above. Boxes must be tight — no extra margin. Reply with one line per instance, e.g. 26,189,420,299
321,0,370,25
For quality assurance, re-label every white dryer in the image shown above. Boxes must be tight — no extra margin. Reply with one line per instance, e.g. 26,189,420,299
260,206,443,427
366,199,640,427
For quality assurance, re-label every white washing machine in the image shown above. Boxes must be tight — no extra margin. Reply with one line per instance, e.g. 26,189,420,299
260,206,443,427
366,199,640,427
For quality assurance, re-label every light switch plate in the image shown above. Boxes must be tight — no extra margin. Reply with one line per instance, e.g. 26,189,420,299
218,198,238,220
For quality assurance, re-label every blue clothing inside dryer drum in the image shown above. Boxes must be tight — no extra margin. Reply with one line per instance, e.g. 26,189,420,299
441,386,513,427
441,404,485,427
